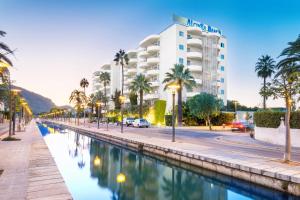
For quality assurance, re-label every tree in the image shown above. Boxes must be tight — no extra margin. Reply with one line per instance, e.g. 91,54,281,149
129,92,138,107
94,71,110,108
0,31,14,66
80,78,89,124
187,93,222,130
255,55,276,109
277,34,300,72
163,64,196,126
113,49,129,95
111,89,121,110
129,74,151,118
69,89,87,125
267,62,300,162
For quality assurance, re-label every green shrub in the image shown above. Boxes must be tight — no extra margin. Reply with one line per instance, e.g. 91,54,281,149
211,112,235,126
108,116,118,123
254,111,300,129
165,115,172,126
154,100,166,125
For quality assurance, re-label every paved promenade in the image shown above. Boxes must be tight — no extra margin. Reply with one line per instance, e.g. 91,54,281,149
47,120,300,196
0,121,72,200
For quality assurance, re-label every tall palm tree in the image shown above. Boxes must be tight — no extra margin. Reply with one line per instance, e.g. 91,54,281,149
114,49,128,133
0,31,14,66
80,78,89,124
99,72,110,108
129,74,151,118
113,50,129,95
255,55,276,109
163,64,196,126
277,34,300,72
69,89,87,125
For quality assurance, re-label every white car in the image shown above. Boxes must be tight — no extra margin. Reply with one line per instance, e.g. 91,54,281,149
123,117,135,126
133,118,150,128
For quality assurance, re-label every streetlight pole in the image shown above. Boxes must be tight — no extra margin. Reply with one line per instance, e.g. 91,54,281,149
172,91,175,142
168,83,180,143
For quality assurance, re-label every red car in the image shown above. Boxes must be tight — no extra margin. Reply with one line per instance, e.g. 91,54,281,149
231,122,251,132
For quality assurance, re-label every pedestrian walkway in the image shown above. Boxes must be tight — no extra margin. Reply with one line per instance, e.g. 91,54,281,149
0,121,72,200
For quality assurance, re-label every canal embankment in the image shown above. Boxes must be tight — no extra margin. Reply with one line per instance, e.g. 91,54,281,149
0,121,72,200
45,120,300,196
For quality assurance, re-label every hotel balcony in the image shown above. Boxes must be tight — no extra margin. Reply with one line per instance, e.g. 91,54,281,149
187,65,202,72
187,27,202,35
144,93,159,100
186,91,199,98
126,68,137,74
187,38,202,47
139,61,149,68
128,58,138,64
149,81,160,87
138,50,148,57
217,81,221,87
147,57,160,65
127,49,137,58
139,34,160,47
187,51,202,60
147,69,159,76
194,79,202,85
147,45,160,53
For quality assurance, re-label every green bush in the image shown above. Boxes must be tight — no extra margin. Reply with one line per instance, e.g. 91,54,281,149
254,111,300,129
165,115,172,126
211,112,235,126
108,116,118,123
154,100,166,125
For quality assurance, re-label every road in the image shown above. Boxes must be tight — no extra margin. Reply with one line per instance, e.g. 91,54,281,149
73,121,300,162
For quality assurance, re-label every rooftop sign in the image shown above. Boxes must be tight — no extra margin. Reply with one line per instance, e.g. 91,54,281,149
173,15,222,36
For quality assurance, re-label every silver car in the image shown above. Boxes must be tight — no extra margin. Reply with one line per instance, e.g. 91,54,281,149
133,118,150,128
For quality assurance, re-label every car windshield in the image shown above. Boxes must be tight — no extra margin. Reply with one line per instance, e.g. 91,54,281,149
140,119,146,122
127,118,134,120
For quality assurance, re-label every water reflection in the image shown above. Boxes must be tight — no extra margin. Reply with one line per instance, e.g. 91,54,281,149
37,123,298,200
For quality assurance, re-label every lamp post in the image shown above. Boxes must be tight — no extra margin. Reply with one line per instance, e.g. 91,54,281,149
168,83,180,142
96,101,101,129
119,95,126,133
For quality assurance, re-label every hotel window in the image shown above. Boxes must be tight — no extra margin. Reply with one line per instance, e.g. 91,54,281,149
179,44,184,50
187,35,192,39
221,54,225,59
187,60,191,66
220,89,225,95
220,43,225,48
220,66,225,71
179,58,184,64
221,78,225,83
179,31,184,37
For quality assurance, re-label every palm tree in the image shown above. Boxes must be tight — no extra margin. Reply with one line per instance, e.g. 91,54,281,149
0,31,14,66
255,55,276,109
69,89,87,125
163,64,196,126
277,34,300,72
80,78,89,124
98,72,110,108
114,49,128,132
113,50,129,95
129,74,151,118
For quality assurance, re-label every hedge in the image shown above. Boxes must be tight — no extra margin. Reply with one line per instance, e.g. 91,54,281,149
165,115,172,126
254,111,300,129
154,100,166,125
211,113,235,126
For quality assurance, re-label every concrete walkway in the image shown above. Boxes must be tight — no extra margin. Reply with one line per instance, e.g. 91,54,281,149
48,120,300,196
0,121,72,200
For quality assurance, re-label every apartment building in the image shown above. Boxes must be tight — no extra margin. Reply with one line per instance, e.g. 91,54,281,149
95,15,227,110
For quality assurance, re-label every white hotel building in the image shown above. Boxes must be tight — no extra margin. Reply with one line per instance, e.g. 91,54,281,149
96,15,227,110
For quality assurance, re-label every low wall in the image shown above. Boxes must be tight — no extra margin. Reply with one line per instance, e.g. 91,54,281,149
255,121,300,147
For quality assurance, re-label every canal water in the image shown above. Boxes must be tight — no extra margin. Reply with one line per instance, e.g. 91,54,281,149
37,122,299,200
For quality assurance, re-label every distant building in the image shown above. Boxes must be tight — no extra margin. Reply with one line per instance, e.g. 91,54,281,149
94,15,228,111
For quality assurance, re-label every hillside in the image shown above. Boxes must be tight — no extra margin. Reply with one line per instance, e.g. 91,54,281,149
14,86,56,115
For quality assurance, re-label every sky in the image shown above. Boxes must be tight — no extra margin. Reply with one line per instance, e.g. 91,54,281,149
1,0,300,107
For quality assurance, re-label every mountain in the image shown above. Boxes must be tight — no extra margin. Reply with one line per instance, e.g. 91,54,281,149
14,86,56,115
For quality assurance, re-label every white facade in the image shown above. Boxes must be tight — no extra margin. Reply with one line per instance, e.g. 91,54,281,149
94,16,228,110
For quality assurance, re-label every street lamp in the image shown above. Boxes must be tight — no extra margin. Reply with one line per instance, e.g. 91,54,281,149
167,83,180,142
96,101,101,129
119,95,126,133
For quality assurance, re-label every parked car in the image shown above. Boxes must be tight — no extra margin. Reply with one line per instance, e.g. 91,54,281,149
231,121,252,132
133,118,150,128
123,117,135,127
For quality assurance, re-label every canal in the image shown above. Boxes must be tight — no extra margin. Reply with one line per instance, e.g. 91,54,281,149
37,122,299,200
